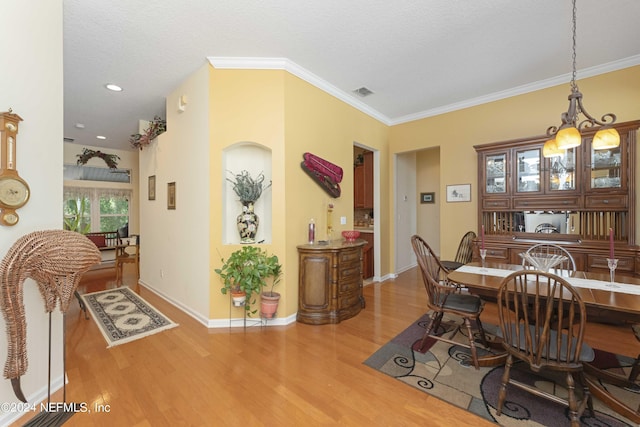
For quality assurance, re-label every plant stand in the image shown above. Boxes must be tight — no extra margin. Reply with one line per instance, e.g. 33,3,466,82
228,295,271,330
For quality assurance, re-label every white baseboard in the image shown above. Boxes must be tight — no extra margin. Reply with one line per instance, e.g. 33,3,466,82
138,280,297,329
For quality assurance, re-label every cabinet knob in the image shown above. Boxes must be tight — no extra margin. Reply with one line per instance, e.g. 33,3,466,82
603,199,609,204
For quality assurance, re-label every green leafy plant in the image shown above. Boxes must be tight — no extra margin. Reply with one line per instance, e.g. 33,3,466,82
226,170,272,203
215,246,282,315
63,198,90,233
129,116,167,150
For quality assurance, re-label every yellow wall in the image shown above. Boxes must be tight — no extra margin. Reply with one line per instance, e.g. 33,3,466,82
390,65,640,264
208,66,389,319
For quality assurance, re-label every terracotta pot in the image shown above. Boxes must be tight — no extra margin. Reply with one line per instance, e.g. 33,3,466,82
260,292,280,318
230,289,246,306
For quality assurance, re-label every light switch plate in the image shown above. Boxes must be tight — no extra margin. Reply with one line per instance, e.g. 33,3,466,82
340,216,347,225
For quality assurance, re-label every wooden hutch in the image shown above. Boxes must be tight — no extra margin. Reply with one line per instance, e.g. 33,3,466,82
474,120,640,276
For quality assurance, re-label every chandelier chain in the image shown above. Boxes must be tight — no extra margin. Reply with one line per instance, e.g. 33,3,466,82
570,0,578,92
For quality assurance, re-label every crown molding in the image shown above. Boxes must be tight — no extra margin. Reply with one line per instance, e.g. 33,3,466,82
391,54,640,126
208,55,640,128
208,56,391,125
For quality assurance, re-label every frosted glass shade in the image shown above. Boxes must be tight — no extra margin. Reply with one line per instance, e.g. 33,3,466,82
556,126,582,149
542,139,562,158
592,127,620,150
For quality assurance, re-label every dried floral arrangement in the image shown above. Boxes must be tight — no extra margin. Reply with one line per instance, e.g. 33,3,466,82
226,170,272,203
76,148,120,169
129,116,167,150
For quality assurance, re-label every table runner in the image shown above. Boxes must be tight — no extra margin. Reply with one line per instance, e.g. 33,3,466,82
455,265,640,296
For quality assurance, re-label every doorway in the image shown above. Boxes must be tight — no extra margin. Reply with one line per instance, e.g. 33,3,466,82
353,145,377,281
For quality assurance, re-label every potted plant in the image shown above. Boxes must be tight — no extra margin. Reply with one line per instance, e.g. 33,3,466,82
260,259,282,318
215,245,282,316
227,170,272,244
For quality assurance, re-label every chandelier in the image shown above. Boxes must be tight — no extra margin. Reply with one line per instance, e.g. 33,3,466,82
542,0,619,158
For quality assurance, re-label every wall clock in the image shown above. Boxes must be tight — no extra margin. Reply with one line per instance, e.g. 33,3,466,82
0,111,30,226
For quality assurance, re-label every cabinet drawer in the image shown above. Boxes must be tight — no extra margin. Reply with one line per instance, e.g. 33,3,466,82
587,254,634,272
584,194,627,209
484,247,509,260
482,198,510,210
339,262,361,281
513,196,580,210
339,278,360,294
339,248,361,264
338,289,361,310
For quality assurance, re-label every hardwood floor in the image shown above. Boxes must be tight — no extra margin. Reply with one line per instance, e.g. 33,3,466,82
13,264,640,426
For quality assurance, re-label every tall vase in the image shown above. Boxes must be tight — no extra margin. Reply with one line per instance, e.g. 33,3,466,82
237,201,259,244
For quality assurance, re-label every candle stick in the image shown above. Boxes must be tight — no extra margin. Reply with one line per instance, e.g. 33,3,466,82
481,225,485,250
609,228,614,259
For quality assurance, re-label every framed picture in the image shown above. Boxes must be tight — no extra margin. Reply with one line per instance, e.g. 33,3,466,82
167,182,176,209
420,192,435,204
148,175,156,200
446,184,471,203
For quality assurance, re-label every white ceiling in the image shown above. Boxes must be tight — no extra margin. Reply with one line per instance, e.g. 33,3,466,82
63,0,640,152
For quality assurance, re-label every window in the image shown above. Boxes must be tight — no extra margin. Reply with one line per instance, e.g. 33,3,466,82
64,187,131,232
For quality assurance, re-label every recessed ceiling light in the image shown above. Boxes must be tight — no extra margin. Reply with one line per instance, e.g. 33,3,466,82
105,83,123,92
75,123,85,129
96,135,106,140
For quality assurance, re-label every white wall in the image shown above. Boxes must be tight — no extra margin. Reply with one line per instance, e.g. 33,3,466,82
139,64,211,323
0,1,64,424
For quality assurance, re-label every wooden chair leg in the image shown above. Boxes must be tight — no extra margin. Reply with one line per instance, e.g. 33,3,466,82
566,372,579,427
463,318,480,369
497,354,513,415
419,311,443,351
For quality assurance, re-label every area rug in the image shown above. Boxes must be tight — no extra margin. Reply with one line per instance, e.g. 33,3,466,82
81,287,178,347
364,313,638,426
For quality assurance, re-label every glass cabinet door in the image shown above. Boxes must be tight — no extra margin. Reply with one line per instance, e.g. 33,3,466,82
485,153,507,194
515,148,540,193
548,148,576,192
590,143,622,189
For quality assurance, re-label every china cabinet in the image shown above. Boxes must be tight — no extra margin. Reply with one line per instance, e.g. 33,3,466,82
475,120,640,275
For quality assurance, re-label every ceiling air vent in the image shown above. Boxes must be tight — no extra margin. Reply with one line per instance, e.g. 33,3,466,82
352,87,374,97
63,137,75,142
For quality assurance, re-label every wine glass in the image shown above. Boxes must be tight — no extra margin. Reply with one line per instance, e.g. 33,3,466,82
607,258,619,288
480,249,487,272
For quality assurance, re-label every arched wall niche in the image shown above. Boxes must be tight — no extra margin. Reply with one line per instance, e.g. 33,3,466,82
223,141,273,244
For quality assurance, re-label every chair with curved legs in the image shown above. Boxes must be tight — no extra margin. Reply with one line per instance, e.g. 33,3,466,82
411,235,488,369
496,270,594,427
441,230,477,271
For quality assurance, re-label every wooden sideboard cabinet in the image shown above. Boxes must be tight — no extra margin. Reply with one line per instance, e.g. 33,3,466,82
297,240,365,325
475,120,640,275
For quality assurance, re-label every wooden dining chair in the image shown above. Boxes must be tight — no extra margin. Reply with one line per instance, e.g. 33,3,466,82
522,243,576,273
441,230,476,271
115,234,139,285
496,270,594,427
410,235,488,369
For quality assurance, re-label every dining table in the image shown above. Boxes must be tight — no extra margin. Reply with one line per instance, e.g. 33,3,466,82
447,261,640,423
